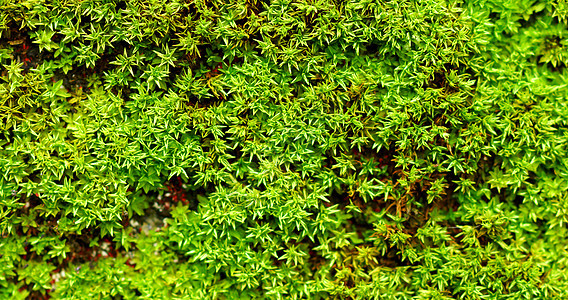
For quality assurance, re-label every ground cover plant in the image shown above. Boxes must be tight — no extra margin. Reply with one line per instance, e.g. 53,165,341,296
1,0,568,299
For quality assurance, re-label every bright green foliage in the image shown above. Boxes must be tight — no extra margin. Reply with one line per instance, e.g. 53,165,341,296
1,0,568,298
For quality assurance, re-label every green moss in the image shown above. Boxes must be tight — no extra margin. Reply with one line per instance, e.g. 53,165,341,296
1,0,567,298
